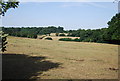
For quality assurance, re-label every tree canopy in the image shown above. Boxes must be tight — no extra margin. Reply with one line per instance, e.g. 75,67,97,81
0,0,19,16
64,13,119,44
3,26,64,38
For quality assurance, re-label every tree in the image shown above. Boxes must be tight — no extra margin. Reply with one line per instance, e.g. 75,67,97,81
56,26,64,33
0,0,19,16
0,0,19,52
0,31,8,52
107,13,120,40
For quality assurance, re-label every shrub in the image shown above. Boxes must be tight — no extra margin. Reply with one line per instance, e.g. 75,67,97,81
59,38,82,42
33,34,37,39
74,38,81,42
45,37,53,40
59,33,66,36
59,38,73,41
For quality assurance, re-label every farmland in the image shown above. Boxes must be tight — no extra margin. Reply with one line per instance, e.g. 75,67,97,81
3,36,118,80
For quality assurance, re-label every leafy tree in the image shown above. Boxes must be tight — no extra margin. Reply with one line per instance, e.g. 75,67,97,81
56,26,64,33
0,31,8,52
0,0,19,52
106,13,120,40
0,0,19,16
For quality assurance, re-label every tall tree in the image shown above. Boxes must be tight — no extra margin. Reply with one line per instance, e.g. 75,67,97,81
104,13,120,41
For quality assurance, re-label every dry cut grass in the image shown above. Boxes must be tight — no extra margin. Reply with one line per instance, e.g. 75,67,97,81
3,36,118,79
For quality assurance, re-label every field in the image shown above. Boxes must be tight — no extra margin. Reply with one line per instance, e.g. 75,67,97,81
37,35,80,41
2,36,118,80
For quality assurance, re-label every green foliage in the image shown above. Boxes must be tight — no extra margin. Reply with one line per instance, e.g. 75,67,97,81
105,13,120,41
69,28,107,43
66,13,120,44
45,37,52,40
74,38,81,42
0,31,8,52
0,0,19,52
3,26,64,39
67,30,80,37
2,12,119,44
56,26,64,33
0,0,19,16
59,38,81,42
59,38,73,41
59,33,66,36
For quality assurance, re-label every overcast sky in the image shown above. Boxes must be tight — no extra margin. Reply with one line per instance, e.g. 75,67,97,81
2,1,118,30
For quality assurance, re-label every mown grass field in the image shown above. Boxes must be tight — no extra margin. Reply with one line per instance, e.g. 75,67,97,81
3,36,118,80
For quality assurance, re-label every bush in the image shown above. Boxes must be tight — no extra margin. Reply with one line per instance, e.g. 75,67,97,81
59,38,73,41
59,33,66,36
33,34,37,39
59,38,81,42
45,37,53,40
74,38,81,42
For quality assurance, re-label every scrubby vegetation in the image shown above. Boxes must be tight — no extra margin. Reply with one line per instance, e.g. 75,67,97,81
59,33,66,36
59,38,80,42
45,37,53,40
59,38,73,41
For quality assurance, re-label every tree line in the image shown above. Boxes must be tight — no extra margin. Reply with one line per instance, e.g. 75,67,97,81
2,13,120,45
2,26,64,38
65,13,120,44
